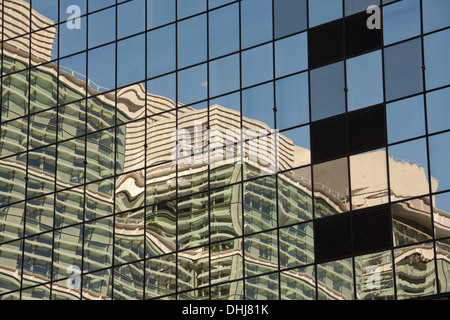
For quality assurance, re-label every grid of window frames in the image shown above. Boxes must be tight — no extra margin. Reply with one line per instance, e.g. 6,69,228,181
0,0,449,300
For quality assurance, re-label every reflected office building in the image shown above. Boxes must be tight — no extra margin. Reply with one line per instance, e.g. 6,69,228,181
1,0,450,300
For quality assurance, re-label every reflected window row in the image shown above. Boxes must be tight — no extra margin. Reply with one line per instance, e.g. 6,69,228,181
2,31,449,136
9,0,450,49
2,172,450,247
0,240,449,300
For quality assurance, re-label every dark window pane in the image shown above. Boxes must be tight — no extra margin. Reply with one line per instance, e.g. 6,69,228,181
274,0,307,39
345,11,382,58
308,20,343,69
348,104,386,154
384,38,423,102
311,115,347,164
314,213,352,263
310,61,345,121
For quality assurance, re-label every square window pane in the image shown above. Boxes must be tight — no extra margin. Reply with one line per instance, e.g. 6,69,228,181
436,240,450,293
274,0,307,39
209,3,239,59
434,198,450,239
346,50,383,111
311,61,345,121
427,87,450,134
244,231,278,277
23,232,53,286
56,137,85,189
31,27,58,65
88,7,115,49
384,38,423,102
242,82,274,129
147,0,175,29
425,29,450,90
209,54,240,98
389,138,429,202
275,32,308,78
392,196,433,247
281,266,315,300
0,117,28,158
115,209,145,264
0,239,22,292
313,157,350,218
0,202,25,244
276,73,309,129
113,261,144,300
59,16,86,58
0,154,27,206
55,189,84,228
242,44,273,88
145,254,177,298
58,52,86,102
354,250,394,300
209,91,241,114
383,0,421,45
53,225,82,281
118,0,145,39
88,44,115,94
423,0,450,33
147,19,176,83
278,167,313,225
84,217,113,273
147,73,177,108
1,69,29,122
350,149,388,210
246,273,279,300
394,243,436,300
309,0,343,28
25,195,54,236
317,259,354,300
177,14,207,68
117,35,145,87
241,0,272,49
178,63,208,106
82,269,112,300
429,131,450,192
244,176,277,234
279,222,314,269
387,95,425,144
146,203,177,257
32,0,58,26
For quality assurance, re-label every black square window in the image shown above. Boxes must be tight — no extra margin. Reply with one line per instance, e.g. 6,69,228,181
311,114,347,164
308,20,344,69
315,213,352,263
352,204,392,256
348,104,386,154
345,11,382,58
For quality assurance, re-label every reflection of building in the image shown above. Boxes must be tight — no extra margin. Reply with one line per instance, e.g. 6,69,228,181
0,0,449,301
1,0,57,61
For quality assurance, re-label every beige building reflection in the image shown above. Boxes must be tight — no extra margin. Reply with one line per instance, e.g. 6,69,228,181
0,0,449,300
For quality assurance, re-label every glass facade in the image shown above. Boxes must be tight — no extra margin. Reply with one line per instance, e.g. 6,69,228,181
0,0,449,301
